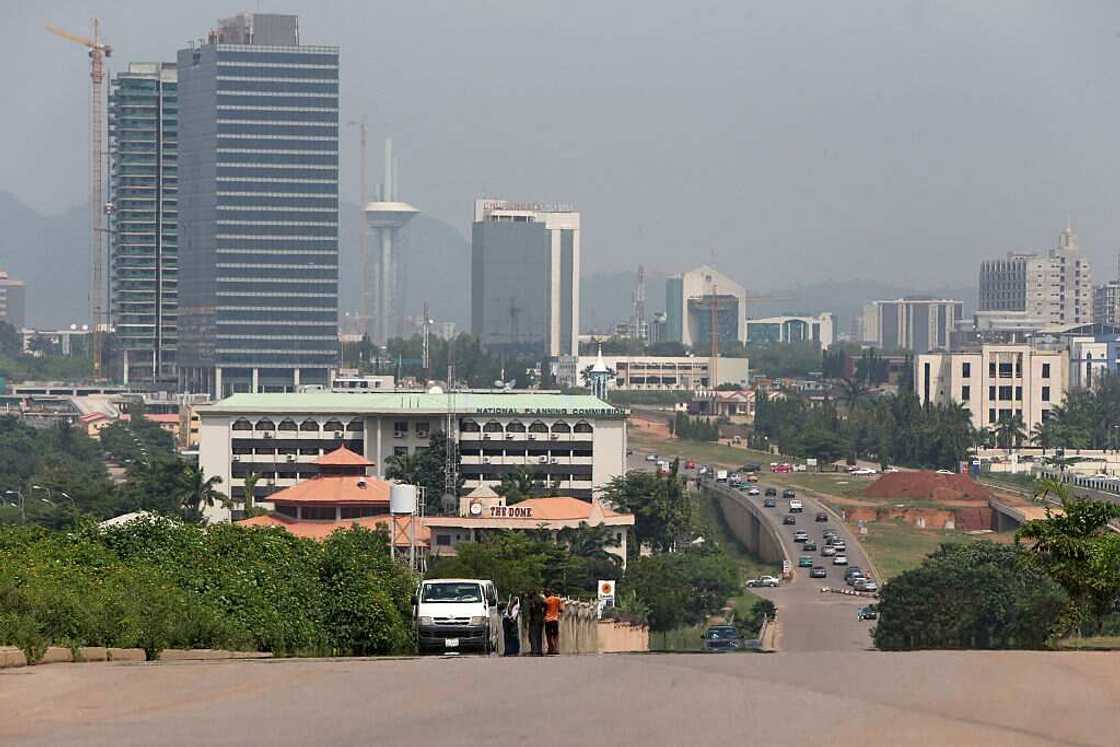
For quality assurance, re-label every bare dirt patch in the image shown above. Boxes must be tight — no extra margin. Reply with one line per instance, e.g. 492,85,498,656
865,471,994,503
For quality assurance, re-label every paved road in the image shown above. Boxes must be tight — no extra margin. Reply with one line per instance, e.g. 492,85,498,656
628,447,876,652
3,652,1118,746
731,478,876,652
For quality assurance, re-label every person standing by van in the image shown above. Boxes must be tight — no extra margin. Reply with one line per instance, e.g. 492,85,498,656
502,595,521,656
544,590,564,655
526,591,546,656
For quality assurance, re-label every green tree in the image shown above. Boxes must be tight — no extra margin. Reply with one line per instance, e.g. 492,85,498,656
180,466,226,521
1016,481,1120,634
496,465,544,505
873,541,1066,650
601,470,691,554
623,548,739,631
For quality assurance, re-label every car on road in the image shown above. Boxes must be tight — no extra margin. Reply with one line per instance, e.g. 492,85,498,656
788,498,803,513
747,486,761,496
783,514,797,525
793,530,809,542
854,579,879,592
809,566,828,578
763,497,777,508
703,625,742,652
802,541,817,551
764,487,777,496
798,555,813,568
833,555,849,565
815,512,828,522
844,568,864,583
645,454,658,462
782,488,796,499
746,576,781,588
857,606,878,620
848,467,878,475
414,578,502,655
820,546,836,557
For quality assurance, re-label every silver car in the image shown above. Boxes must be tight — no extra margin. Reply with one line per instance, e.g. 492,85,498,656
833,555,849,565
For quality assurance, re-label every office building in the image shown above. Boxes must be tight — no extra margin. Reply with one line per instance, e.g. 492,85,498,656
862,298,963,353
177,13,340,397
554,354,749,391
1094,282,1120,326
746,313,834,348
0,272,26,329
108,62,179,383
197,390,627,521
915,344,1067,435
664,265,747,350
470,200,580,357
978,225,1094,326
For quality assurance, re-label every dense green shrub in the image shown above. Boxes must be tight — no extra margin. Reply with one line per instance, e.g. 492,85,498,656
623,548,740,632
0,518,417,659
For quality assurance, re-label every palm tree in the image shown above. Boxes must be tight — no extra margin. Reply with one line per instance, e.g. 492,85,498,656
180,465,226,519
1029,421,1053,455
241,472,261,516
384,452,422,484
993,413,1026,454
838,377,869,412
497,465,541,505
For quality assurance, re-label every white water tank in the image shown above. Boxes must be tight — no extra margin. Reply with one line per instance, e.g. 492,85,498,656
389,483,418,515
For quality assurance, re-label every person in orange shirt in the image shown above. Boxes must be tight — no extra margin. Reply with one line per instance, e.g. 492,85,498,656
543,590,564,655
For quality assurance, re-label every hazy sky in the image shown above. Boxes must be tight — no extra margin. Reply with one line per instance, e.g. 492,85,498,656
5,0,1120,290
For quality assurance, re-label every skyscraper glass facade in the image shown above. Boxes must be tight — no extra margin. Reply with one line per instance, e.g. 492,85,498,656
177,13,339,396
109,62,178,383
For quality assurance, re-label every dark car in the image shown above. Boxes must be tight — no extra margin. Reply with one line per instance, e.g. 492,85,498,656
782,488,796,499
782,514,796,525
857,606,878,621
802,541,817,551
764,487,777,497
763,497,777,508
815,512,828,522
703,625,742,652
742,462,763,472
809,566,827,579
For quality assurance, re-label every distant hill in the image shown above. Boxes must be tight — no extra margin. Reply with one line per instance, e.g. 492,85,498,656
0,191,88,327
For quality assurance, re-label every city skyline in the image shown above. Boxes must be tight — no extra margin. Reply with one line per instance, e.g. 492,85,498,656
5,1,1120,293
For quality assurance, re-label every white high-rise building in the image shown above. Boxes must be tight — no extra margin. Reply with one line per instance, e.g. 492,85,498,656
664,265,748,350
470,200,580,357
861,298,963,353
978,225,1094,328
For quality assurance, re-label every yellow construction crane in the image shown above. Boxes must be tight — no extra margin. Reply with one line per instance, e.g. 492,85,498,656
46,19,112,377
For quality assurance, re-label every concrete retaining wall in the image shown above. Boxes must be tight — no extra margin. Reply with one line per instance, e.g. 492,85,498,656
705,484,788,566
0,645,271,669
516,600,650,654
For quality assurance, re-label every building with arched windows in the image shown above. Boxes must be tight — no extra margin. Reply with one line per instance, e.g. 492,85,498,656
198,391,627,522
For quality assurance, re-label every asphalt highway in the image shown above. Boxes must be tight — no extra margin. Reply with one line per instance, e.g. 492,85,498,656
4,651,1118,746
628,449,875,652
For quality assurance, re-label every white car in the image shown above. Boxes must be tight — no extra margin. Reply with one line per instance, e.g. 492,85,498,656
850,468,878,476
788,499,803,512
936,469,955,475
747,487,761,496
746,576,781,588
832,555,849,565
645,454,658,462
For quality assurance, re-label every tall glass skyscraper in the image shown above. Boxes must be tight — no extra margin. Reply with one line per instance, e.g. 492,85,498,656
108,62,179,383
177,13,339,396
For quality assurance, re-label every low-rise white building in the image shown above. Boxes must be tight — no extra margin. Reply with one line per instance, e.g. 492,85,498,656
198,391,628,521
554,355,749,391
915,344,1067,434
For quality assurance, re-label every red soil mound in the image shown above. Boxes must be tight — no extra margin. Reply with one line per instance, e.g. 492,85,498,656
865,471,993,503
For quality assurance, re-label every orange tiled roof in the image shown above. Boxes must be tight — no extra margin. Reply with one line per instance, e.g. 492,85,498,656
317,446,373,467
267,475,391,505
237,512,430,545
144,413,181,424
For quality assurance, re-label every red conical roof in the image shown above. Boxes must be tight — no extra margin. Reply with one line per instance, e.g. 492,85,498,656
317,446,374,467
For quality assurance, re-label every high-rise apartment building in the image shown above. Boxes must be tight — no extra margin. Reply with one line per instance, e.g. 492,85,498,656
0,271,26,329
664,265,747,350
978,225,1094,327
470,199,580,357
1094,281,1120,326
861,298,963,353
109,62,178,383
177,13,339,396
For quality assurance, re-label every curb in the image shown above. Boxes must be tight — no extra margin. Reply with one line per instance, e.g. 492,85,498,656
0,646,272,669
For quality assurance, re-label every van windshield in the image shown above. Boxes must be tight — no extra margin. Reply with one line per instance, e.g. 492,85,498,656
421,582,483,603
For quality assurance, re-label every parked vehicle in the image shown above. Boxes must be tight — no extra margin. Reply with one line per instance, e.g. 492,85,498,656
857,606,878,621
685,460,696,469
645,453,658,462
746,576,781,588
703,625,742,652
414,578,502,655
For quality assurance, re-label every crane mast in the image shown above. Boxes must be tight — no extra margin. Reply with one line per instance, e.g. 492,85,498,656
47,19,112,377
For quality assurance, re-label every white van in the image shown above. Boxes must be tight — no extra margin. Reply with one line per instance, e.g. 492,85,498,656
716,469,729,483
413,578,502,655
